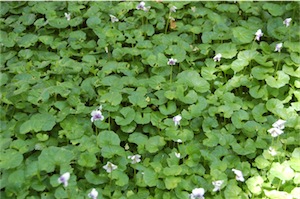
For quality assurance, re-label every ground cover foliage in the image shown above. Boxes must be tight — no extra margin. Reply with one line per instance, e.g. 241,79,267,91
0,1,300,198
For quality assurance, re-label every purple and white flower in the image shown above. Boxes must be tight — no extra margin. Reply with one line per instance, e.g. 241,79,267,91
91,106,104,122
103,162,118,173
136,1,150,11
168,58,177,65
190,188,205,199
232,169,245,182
213,53,222,62
283,18,292,27
173,115,182,126
58,172,70,187
128,154,141,164
255,29,263,41
212,180,224,192
88,188,98,199
274,43,283,52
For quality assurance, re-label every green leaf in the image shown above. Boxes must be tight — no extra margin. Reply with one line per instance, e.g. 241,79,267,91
163,165,182,176
101,91,122,106
164,177,181,190
232,27,253,44
145,136,166,153
176,70,210,93
231,110,249,129
159,101,177,115
270,162,295,181
143,168,159,187
17,34,38,48
19,113,56,134
128,87,148,108
38,146,75,172
85,171,108,185
97,130,120,146
86,16,101,28
112,170,129,186
231,59,249,73
263,3,285,16
251,66,274,80
215,43,237,59
252,103,267,122
78,152,97,167
0,149,23,169
115,107,136,126
128,132,148,146
265,71,290,88
246,176,264,195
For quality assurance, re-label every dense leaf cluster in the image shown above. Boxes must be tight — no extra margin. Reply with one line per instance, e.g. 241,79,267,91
0,1,300,198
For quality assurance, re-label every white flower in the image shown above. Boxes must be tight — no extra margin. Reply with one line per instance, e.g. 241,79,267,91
170,6,177,13
272,119,286,130
88,188,98,199
109,14,119,23
176,139,183,143
58,172,70,187
191,6,196,13
212,180,224,192
283,18,292,27
173,115,182,126
274,43,283,52
268,147,277,156
267,127,284,137
91,107,104,122
190,188,205,199
232,169,245,182
64,13,71,21
168,58,177,65
103,162,118,173
175,152,181,158
213,53,222,62
128,154,141,164
255,29,263,41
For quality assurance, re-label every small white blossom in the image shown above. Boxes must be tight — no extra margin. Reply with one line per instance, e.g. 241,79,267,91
173,115,182,126
64,13,71,21
267,127,284,137
103,162,118,173
213,53,222,62
191,6,196,13
212,180,224,192
168,58,177,65
58,172,70,187
190,188,205,199
283,18,292,27
274,43,283,52
109,14,119,23
255,29,263,41
128,154,141,164
91,106,104,122
232,169,245,182
272,119,286,130
88,188,98,199
268,147,277,156
175,152,181,158
170,6,177,13
176,139,183,143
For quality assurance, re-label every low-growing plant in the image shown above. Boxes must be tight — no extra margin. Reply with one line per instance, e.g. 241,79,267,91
0,1,299,199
